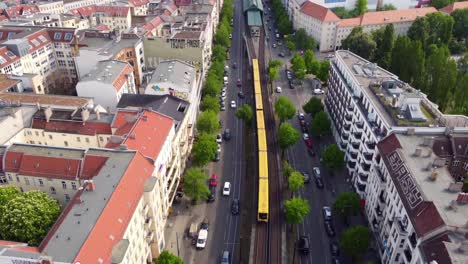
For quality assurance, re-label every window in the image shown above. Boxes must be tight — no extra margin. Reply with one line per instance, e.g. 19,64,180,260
64,141,68,146
35,131,39,136
38,47,45,55
38,35,47,43
62,181,67,189
49,135,53,140
56,51,64,57
54,32,62,40
54,42,61,49
38,179,44,186
31,39,40,47
77,137,81,143
50,187,56,194
25,177,30,185
16,176,20,182
65,194,70,202
48,53,54,59
71,182,77,190
85,137,90,143
67,60,74,67
46,44,52,51
58,60,66,67
64,33,73,40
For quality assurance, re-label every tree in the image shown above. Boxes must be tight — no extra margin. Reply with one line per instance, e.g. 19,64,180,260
303,50,315,73
283,161,294,178
408,17,430,49
309,111,331,136
430,0,456,9
463,180,468,193
294,29,316,51
372,24,395,69
286,40,296,52
191,133,218,166
342,27,376,60
212,45,227,62
317,60,331,82
340,226,370,259
215,23,230,47
284,197,310,225
154,250,184,264
378,4,396,11
274,96,296,122
309,60,321,76
331,7,353,19
354,0,368,16
278,123,300,153
390,36,425,88
0,191,60,246
291,53,306,80
322,144,345,172
302,97,323,117
202,74,222,97
333,192,361,218
451,8,468,43
0,185,20,205
196,110,219,134
288,171,304,193
449,73,468,115
408,13,454,49
200,95,220,113
183,168,210,203
235,104,253,126
209,60,225,79
268,66,280,82
269,59,282,69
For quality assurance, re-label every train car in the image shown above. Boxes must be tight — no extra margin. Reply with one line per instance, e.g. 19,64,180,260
257,129,267,152
255,93,263,110
254,80,262,95
258,151,268,179
256,110,265,129
252,59,260,82
258,178,269,222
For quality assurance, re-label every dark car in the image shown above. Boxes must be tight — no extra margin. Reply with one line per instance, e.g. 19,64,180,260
279,52,285,57
298,236,310,254
237,79,242,87
201,222,209,231
324,221,335,237
307,148,315,157
231,199,240,215
305,138,313,149
207,186,216,203
224,129,231,141
332,257,341,264
213,152,220,162
238,91,245,98
301,125,308,133
330,241,340,256
301,172,310,184
315,177,324,189
232,62,237,69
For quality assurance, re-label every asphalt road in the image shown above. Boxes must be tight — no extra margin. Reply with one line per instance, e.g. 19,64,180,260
191,1,247,263
262,5,356,264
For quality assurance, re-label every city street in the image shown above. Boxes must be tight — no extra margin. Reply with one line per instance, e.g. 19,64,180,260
164,0,247,263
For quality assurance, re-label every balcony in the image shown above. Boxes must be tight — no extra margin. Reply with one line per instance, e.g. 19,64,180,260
358,172,368,183
396,218,409,235
345,114,353,122
364,152,373,161
361,162,371,172
143,204,149,215
404,247,412,262
340,142,348,149
353,131,363,140
347,161,357,169
349,151,358,160
375,205,383,218
347,105,354,112
356,121,364,129
146,231,154,242
351,141,360,150
343,124,351,131
409,232,417,248
357,182,366,192
378,192,386,205
342,133,350,141
376,167,386,183
366,141,376,150
145,217,153,228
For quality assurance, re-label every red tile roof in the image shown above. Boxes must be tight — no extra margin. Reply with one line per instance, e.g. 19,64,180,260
81,155,108,179
110,110,138,135
107,109,174,160
456,192,468,203
0,29,23,41
440,1,468,14
70,5,130,18
112,64,134,92
420,233,451,264
18,155,81,179
129,0,149,7
0,240,39,253
26,29,52,53
142,16,163,32
31,119,112,136
94,24,110,31
339,7,437,28
300,1,340,22
0,46,20,69
4,151,23,172
412,202,445,236
46,29,76,43
73,152,154,263
4,5,39,19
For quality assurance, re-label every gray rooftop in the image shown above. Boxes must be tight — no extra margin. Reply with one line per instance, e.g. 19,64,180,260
76,33,141,57
41,148,138,262
80,60,128,84
7,144,86,160
116,94,189,131
0,105,37,144
150,60,195,90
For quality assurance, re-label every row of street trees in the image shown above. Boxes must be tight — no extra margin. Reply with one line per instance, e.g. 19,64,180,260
0,186,61,246
289,51,330,82
342,10,468,115
183,0,235,203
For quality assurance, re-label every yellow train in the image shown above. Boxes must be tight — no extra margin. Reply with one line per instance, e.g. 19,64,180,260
253,59,269,222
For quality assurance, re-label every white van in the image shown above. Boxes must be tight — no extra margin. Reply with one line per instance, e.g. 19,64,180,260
223,76,228,85
223,182,231,196
196,229,208,249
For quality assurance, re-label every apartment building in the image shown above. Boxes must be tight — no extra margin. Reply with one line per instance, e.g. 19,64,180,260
76,60,136,112
0,13,90,29
366,133,468,264
179,2,219,34
290,1,437,52
143,13,214,71
114,0,150,16
144,60,200,127
292,0,432,11
148,0,178,16
68,5,132,31
326,49,468,263
74,30,145,89
36,0,65,14
325,50,468,197
440,1,468,14
0,27,78,94
63,0,113,11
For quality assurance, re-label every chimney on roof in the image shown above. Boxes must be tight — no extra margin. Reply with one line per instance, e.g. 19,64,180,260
119,144,128,150
81,108,90,124
86,180,96,191
44,106,53,123
95,110,101,120
430,171,438,181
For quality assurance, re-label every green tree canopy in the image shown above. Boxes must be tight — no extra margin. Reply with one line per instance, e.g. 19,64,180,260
202,74,222,97
286,40,296,52
196,110,219,134
215,23,230,47
209,60,225,80
390,36,425,88
288,171,304,193
332,7,353,19
302,97,323,117
191,133,218,166
269,59,282,69
309,60,321,76
0,190,60,246
342,27,376,60
154,250,184,264
430,0,456,9
333,192,361,218
0,185,20,205
274,96,296,122
378,4,396,11
322,144,345,172
408,12,454,49
268,66,280,82
278,122,300,151
200,95,220,113
317,60,331,82
372,24,395,69
183,168,210,203
294,29,316,51
303,50,315,73
284,197,310,225
291,53,307,80
309,111,331,136
449,73,468,115
340,226,370,259
451,8,468,41
283,161,294,178
235,104,254,126
212,45,227,62
354,0,368,16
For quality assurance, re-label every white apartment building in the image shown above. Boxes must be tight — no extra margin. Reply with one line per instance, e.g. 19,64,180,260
36,0,65,14
76,60,136,112
68,5,132,32
114,0,150,16
293,0,432,11
63,0,113,11
326,50,468,263
290,1,437,52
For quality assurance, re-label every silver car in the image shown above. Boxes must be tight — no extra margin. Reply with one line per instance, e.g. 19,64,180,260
221,251,230,264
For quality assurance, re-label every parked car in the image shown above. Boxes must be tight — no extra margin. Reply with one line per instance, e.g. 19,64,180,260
332,257,341,264
324,221,335,237
232,62,237,69
196,229,208,249
231,199,240,215
200,222,209,231
238,91,245,98
230,100,237,108
298,112,305,120
305,138,313,148
313,167,321,178
301,125,308,133
315,177,324,189
221,251,230,264
224,129,231,141
279,52,285,57
302,133,309,141
330,241,340,256
322,206,332,221
276,86,282,93
216,134,222,143
314,88,325,95
213,152,220,162
298,235,310,254
229,33,232,39
210,174,218,187
307,148,315,157
223,182,231,196
217,143,221,153
272,43,277,48
301,172,310,184
207,186,216,203
220,105,226,111
237,79,241,87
